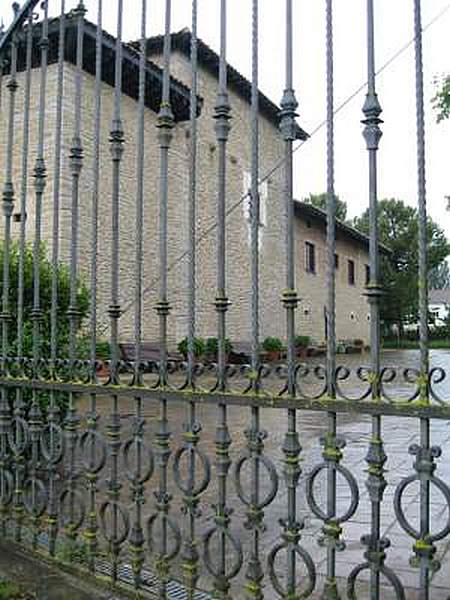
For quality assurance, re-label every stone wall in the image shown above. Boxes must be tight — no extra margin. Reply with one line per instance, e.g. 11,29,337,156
0,51,370,349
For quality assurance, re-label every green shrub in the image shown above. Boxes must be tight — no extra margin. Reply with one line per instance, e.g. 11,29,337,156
1,242,90,358
205,336,233,356
95,340,111,360
262,336,284,352
294,335,310,348
0,241,90,418
0,581,27,599
177,336,205,358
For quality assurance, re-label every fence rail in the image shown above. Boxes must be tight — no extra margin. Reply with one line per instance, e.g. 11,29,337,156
0,1,449,599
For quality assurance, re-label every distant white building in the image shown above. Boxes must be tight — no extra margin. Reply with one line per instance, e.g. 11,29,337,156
429,289,450,326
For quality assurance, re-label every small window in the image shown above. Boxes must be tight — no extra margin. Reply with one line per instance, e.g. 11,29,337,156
334,253,339,269
348,259,355,285
305,242,316,274
13,213,22,222
365,264,370,286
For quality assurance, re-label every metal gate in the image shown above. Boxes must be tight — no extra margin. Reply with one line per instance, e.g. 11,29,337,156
0,1,449,599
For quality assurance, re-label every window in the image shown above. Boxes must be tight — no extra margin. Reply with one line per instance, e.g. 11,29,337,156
365,264,370,286
348,259,355,285
334,253,339,269
305,242,316,274
242,171,267,247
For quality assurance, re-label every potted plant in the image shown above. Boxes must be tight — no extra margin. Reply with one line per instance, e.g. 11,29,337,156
354,338,364,354
95,340,111,378
204,337,233,363
262,336,284,361
177,336,205,361
294,335,310,358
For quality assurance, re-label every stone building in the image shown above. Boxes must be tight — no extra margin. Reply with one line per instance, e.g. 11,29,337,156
0,17,377,349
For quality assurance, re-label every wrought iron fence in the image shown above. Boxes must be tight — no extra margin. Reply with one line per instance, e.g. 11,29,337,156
0,1,449,599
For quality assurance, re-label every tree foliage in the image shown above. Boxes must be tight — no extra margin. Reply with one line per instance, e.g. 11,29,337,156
432,74,450,123
0,242,90,357
354,198,450,329
303,192,348,222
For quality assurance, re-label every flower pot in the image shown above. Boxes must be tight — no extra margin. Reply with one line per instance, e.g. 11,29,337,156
266,350,280,361
96,360,110,378
296,346,308,359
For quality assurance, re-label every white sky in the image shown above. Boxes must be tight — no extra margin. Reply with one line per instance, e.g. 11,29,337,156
2,0,450,238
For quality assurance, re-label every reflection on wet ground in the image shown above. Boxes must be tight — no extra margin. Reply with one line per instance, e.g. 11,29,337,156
71,350,450,599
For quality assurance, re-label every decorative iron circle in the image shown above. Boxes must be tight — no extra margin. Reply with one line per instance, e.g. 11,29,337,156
40,422,65,464
203,525,243,580
7,416,29,456
79,429,107,474
267,542,316,598
379,366,420,403
123,437,154,484
294,363,328,400
172,445,211,496
394,474,450,543
147,513,181,560
347,562,405,600
0,468,14,507
99,500,130,545
23,477,47,517
306,462,359,524
335,365,372,402
60,488,86,532
233,453,278,509
429,367,446,404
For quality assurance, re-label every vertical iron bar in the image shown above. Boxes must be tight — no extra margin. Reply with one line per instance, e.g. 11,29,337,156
212,1,234,598
13,9,33,544
0,30,18,538
361,2,389,599
108,0,125,582
29,0,50,550
414,3,432,598
129,0,146,589
187,0,198,386
245,1,264,598
323,1,341,597
180,1,203,597
65,0,86,556
47,0,66,557
280,1,302,596
154,1,174,596
0,51,4,113
85,0,103,574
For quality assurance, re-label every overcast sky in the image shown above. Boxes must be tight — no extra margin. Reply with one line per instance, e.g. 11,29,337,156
2,0,450,238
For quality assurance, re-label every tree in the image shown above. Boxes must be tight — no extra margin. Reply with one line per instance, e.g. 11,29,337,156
428,260,450,290
303,192,348,222
432,74,450,123
0,242,90,358
354,198,450,331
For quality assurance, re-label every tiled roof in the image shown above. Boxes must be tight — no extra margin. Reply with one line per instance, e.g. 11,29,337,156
294,201,391,255
144,28,309,141
4,15,196,122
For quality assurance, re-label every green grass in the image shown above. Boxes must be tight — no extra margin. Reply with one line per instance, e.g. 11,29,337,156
0,581,32,599
382,339,450,350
